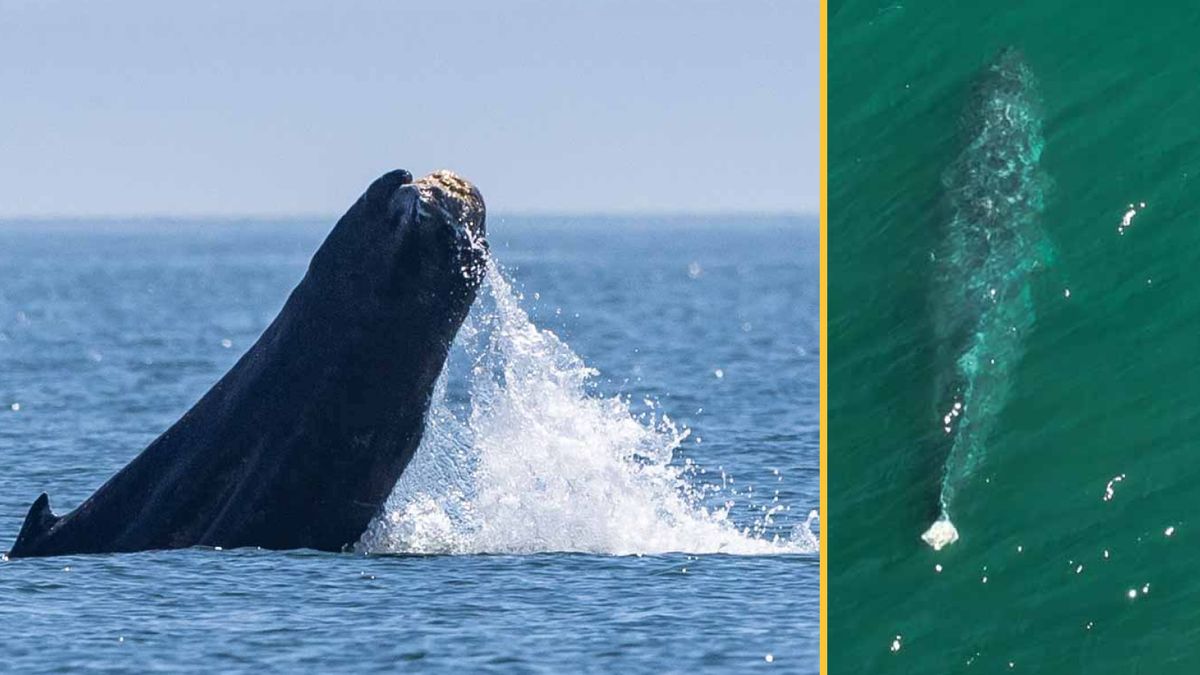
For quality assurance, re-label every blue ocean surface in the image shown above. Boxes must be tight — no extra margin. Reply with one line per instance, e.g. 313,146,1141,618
0,216,816,672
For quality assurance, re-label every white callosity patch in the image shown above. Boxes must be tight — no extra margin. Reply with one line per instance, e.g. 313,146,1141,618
359,258,815,556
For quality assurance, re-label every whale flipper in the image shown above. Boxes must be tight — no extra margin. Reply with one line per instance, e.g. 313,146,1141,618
12,494,59,553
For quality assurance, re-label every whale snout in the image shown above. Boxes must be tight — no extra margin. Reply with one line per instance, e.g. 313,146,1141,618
374,169,488,281
413,170,486,248
381,169,485,245
403,170,488,287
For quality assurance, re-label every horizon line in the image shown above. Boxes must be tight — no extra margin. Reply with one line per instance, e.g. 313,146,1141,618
0,210,817,223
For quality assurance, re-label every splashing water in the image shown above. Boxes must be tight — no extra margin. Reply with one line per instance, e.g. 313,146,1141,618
359,257,815,556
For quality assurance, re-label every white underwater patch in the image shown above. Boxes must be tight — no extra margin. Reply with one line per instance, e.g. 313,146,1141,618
359,258,814,556
921,517,959,551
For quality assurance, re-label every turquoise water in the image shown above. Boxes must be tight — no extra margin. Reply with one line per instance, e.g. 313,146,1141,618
0,217,816,672
831,2,1200,672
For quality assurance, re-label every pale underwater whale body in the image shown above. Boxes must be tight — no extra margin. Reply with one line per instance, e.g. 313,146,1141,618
8,169,488,558
922,48,1053,551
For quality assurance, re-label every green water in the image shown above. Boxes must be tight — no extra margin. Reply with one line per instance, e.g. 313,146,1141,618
830,2,1200,672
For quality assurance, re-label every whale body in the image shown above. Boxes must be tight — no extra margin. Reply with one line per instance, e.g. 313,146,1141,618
8,169,487,558
922,49,1052,550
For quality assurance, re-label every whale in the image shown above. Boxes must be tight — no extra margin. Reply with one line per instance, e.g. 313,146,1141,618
922,49,1052,550
7,169,487,558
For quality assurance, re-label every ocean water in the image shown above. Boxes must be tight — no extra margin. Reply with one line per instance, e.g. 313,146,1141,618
0,215,816,672
830,2,1200,672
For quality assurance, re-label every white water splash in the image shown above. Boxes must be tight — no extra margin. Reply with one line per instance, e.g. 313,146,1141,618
1117,201,1146,236
360,259,815,556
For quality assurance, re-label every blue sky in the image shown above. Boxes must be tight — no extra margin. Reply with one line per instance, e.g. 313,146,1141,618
0,1,815,216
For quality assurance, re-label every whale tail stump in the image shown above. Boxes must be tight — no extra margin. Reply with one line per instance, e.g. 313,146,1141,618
9,493,59,557
921,516,959,551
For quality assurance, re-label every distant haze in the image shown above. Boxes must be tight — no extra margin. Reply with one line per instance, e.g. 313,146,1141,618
0,0,814,217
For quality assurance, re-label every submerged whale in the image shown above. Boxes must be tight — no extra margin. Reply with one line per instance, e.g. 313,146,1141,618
922,49,1052,550
8,169,487,558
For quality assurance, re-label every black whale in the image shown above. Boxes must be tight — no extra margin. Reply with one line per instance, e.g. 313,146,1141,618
8,169,487,558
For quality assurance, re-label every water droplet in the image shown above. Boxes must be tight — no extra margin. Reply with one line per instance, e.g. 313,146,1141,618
1118,202,1146,235
357,259,799,556
1103,474,1125,501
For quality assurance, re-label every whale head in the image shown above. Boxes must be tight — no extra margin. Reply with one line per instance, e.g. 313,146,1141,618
402,169,489,298
284,168,489,542
306,168,488,323
3,168,492,558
